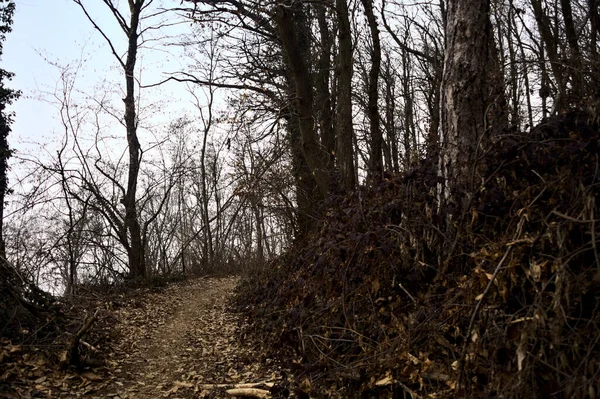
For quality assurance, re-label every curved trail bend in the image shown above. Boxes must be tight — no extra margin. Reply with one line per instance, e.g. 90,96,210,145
92,276,282,399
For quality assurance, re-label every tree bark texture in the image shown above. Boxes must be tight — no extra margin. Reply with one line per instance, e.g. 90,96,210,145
275,2,331,235
439,0,501,208
286,109,320,238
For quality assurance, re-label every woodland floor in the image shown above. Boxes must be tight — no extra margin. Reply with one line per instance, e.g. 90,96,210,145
1,277,287,399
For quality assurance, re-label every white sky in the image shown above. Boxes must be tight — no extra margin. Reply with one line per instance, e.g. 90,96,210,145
3,0,201,158
6,0,112,150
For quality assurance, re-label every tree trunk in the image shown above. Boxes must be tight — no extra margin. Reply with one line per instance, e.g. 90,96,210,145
0,108,9,262
335,0,355,190
361,0,382,179
439,0,499,210
425,53,442,157
200,110,214,266
560,0,583,99
315,5,335,170
382,55,399,173
286,108,319,238
122,0,146,279
275,2,332,200
539,44,549,118
253,203,264,262
401,48,415,169
509,4,534,127
530,0,567,112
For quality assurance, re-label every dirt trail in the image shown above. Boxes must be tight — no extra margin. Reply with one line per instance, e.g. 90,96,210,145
92,276,282,399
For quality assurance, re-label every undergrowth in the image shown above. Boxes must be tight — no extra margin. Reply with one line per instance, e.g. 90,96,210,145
235,110,600,398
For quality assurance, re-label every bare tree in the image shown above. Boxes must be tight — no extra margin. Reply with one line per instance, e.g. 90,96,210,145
73,0,155,278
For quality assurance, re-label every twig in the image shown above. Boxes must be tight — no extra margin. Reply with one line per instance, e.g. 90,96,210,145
588,195,600,276
80,340,98,352
395,379,421,399
551,209,598,223
68,310,99,367
75,310,99,340
457,214,526,388
397,282,416,304
198,381,275,389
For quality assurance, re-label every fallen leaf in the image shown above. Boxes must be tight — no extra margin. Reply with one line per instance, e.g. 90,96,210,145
81,371,103,382
375,376,393,386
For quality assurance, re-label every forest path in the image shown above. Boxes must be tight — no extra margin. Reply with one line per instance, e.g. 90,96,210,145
90,276,282,399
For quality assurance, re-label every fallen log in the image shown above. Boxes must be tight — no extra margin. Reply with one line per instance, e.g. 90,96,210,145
225,387,270,398
198,381,275,389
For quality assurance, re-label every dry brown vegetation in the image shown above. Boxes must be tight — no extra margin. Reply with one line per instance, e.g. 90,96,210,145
3,110,600,398
236,110,600,398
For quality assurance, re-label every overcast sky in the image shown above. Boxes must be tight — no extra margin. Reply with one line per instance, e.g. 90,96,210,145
3,0,198,161
4,1,113,151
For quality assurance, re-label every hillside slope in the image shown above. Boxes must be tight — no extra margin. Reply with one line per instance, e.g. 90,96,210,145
237,110,600,398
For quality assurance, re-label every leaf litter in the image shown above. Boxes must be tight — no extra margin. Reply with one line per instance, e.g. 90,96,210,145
235,110,600,398
1,276,289,398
